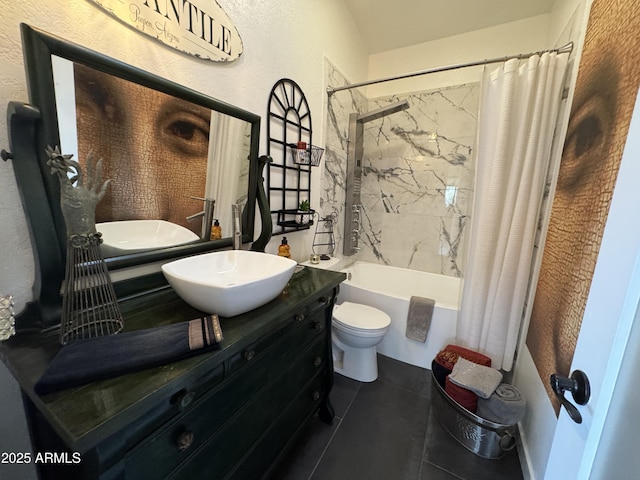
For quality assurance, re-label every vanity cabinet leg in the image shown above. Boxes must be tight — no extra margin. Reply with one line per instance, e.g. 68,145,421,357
318,397,335,424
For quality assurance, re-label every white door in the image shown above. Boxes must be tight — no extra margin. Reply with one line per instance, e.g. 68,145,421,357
544,90,640,478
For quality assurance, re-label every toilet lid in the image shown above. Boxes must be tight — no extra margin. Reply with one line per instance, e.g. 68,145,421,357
333,302,391,330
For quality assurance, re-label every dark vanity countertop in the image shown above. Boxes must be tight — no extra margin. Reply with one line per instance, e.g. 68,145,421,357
0,266,345,453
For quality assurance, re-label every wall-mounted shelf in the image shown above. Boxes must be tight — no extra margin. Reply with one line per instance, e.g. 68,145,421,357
267,79,316,235
312,213,336,256
288,143,324,167
276,209,316,229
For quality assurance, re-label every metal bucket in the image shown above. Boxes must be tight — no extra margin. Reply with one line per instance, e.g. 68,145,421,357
430,372,517,459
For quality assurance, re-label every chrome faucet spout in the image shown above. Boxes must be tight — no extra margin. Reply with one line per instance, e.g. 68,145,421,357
232,204,243,249
187,197,215,240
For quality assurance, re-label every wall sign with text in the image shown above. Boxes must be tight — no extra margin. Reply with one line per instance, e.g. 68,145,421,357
90,0,243,62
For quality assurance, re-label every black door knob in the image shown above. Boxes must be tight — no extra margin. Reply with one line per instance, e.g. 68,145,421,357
550,370,590,424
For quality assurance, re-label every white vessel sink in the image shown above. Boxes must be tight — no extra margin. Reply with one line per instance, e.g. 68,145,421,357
161,250,297,317
97,220,200,256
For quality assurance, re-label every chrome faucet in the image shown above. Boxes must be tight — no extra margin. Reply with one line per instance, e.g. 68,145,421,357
187,197,215,240
232,203,243,249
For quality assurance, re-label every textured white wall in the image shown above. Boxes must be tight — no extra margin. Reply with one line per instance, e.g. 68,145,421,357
0,2,367,478
0,0,368,312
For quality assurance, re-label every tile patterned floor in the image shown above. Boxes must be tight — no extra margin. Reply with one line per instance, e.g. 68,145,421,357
274,355,523,480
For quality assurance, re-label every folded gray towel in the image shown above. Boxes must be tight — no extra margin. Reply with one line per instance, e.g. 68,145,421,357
477,383,526,425
448,357,503,399
406,296,435,343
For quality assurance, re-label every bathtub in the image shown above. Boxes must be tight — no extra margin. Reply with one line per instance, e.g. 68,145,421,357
338,261,460,369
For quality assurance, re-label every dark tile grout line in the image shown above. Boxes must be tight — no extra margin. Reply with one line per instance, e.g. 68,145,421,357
379,377,426,397
307,380,361,480
307,417,341,480
418,402,433,479
317,371,433,480
419,389,465,480
435,462,466,480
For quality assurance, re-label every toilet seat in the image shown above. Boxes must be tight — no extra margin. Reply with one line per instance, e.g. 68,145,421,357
333,302,391,333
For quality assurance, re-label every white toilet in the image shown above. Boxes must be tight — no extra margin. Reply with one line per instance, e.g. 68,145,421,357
302,257,391,382
332,301,391,382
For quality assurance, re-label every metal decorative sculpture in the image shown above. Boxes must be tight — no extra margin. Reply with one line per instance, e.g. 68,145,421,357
47,146,124,344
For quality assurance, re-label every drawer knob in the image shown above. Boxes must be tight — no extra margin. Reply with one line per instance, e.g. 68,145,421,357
176,430,194,452
296,313,306,322
318,296,329,305
311,390,321,401
313,321,323,332
313,356,322,367
177,390,196,410
243,350,255,361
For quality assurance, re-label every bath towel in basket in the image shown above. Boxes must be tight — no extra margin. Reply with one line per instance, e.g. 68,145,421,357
477,383,526,425
448,357,502,399
432,345,492,387
445,376,479,412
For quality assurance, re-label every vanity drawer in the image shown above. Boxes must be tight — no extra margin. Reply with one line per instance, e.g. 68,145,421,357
288,307,328,350
124,329,327,479
306,293,334,318
227,300,330,376
119,361,226,452
226,327,284,374
166,338,328,480
228,373,327,480
125,350,281,477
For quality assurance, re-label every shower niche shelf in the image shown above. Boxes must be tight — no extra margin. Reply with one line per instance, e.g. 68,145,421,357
267,79,317,235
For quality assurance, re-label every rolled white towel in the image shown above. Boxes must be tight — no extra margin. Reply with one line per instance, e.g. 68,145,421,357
448,357,503,399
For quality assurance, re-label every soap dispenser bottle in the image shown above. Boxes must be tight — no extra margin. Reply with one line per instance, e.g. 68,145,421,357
210,219,222,240
278,237,291,259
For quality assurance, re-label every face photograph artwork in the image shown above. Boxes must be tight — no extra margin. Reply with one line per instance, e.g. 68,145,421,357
73,62,212,231
526,0,640,413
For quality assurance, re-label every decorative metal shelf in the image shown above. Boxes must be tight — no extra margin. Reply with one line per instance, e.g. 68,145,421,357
312,213,336,256
276,209,315,230
267,79,315,235
288,143,324,167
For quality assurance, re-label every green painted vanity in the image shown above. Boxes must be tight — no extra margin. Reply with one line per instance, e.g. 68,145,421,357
1,266,344,479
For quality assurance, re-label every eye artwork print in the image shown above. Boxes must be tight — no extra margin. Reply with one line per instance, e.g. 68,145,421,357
73,62,212,229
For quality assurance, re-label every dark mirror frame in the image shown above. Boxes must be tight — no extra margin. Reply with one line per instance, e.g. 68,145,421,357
8,24,266,330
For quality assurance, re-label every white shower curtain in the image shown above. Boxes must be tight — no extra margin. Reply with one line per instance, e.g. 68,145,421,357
205,113,251,236
457,51,569,371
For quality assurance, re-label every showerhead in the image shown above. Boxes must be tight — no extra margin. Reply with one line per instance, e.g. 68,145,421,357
356,99,410,123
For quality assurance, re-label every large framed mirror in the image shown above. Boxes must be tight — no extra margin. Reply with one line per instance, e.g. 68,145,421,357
10,24,263,329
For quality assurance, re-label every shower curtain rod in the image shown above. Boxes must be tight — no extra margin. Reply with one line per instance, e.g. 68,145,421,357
326,42,573,96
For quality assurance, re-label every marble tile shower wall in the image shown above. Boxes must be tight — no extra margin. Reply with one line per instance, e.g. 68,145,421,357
321,61,368,259
323,60,479,277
